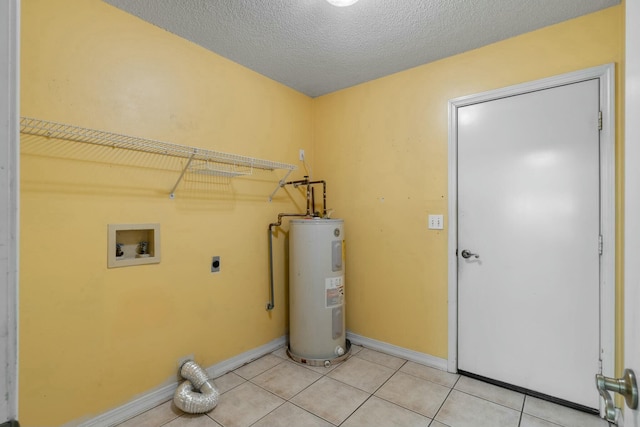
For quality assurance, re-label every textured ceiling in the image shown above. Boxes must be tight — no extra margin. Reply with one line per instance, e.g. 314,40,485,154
103,0,619,97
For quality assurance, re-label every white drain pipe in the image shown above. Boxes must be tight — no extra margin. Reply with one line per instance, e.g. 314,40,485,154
173,361,219,414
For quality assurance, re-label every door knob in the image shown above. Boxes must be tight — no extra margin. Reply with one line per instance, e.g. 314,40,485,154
461,249,479,259
595,369,638,422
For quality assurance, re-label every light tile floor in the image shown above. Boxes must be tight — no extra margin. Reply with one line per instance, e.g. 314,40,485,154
116,345,611,427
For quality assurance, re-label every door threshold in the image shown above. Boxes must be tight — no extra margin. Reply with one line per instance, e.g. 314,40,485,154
458,370,599,416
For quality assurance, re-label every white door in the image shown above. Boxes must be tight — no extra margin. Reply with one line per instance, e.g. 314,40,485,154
624,0,640,425
457,80,601,409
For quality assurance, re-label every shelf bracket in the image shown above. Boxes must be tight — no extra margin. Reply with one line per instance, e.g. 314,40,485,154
268,169,294,202
169,153,196,199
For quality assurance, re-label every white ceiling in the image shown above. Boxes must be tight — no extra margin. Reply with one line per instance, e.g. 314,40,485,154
103,0,620,97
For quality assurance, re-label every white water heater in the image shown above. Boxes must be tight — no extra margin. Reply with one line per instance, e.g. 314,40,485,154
288,218,350,366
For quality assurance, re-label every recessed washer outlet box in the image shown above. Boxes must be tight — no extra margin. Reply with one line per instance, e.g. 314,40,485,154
107,223,160,268
211,256,221,273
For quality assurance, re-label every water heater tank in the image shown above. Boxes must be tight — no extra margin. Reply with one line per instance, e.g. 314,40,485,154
288,218,350,366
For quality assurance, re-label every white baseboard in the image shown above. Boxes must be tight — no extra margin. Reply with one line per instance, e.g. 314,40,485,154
76,333,445,427
204,336,287,380
346,331,448,371
77,336,287,427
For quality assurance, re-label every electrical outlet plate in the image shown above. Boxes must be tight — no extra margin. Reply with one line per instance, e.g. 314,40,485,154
428,214,444,230
299,149,305,161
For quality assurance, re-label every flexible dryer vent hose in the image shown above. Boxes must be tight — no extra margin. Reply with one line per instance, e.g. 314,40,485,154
173,361,219,414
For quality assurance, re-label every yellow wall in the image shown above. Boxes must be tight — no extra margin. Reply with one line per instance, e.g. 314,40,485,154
313,5,624,358
20,1,312,425
20,1,624,425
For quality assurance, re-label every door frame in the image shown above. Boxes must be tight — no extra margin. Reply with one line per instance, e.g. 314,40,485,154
447,64,616,386
0,0,20,422
624,0,640,424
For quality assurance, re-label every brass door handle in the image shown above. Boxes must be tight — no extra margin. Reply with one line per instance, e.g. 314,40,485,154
595,369,638,422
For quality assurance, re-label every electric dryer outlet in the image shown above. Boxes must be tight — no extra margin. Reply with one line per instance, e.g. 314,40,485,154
211,256,221,273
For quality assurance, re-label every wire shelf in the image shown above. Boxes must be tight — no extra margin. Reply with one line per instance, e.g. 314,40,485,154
20,117,297,198
20,117,297,171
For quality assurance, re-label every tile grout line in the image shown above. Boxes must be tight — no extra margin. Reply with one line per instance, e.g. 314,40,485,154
429,373,461,425
341,350,463,424
268,346,409,426
243,348,352,427
211,355,288,427
453,375,536,416
300,348,374,426
280,365,342,427
325,347,467,425
517,392,527,427
334,355,409,426
452,387,525,414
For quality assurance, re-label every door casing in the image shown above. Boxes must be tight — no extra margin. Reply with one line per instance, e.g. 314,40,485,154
447,64,616,397
624,0,640,424
0,0,20,422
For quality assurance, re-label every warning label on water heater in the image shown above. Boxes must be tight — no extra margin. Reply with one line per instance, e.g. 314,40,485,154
325,276,345,308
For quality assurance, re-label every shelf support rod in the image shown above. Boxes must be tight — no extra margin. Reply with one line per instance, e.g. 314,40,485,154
169,153,196,199
268,169,294,202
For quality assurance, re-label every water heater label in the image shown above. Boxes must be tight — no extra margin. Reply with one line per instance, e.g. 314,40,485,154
325,276,344,308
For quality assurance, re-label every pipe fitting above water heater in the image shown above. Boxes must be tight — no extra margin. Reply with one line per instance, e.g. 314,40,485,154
267,176,331,311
